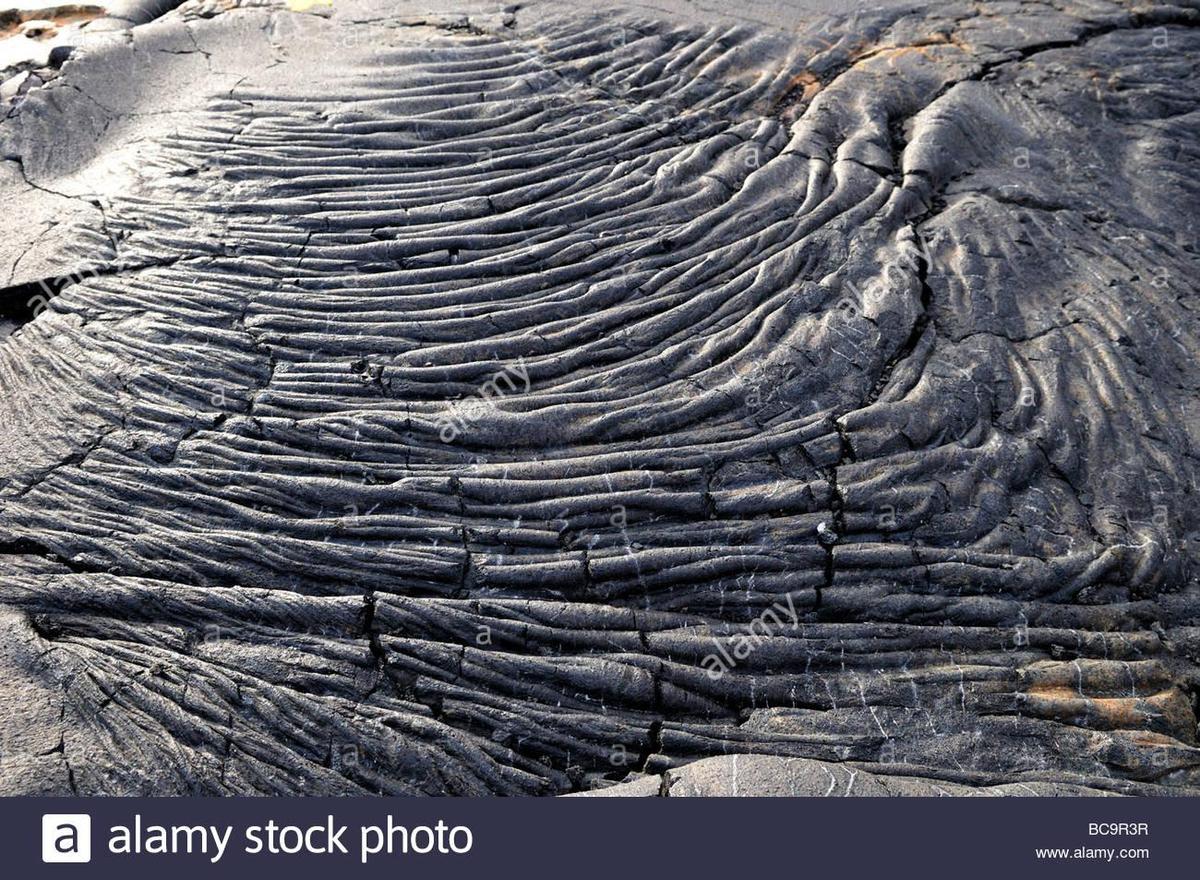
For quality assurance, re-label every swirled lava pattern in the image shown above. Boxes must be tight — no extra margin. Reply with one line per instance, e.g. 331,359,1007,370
0,0,1198,795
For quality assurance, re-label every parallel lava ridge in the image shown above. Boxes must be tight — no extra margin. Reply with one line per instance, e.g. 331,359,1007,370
1,0,1199,795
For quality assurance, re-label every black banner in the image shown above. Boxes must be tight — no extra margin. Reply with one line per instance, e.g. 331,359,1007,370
9,796,1182,878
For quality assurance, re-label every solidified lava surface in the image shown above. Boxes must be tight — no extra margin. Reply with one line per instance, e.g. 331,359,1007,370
0,0,1199,795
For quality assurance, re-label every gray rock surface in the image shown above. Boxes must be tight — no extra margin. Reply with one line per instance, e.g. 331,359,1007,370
576,754,1122,796
0,0,1198,796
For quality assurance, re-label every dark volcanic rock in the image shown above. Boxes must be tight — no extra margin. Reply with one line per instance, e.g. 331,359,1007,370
0,0,1198,796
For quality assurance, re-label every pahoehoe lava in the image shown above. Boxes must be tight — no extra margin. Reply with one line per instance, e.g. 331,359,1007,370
0,0,1198,796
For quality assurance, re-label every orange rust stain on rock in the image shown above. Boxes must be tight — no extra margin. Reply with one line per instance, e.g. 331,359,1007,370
1023,682,1196,741
1124,729,1184,747
0,5,104,40
784,70,822,102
